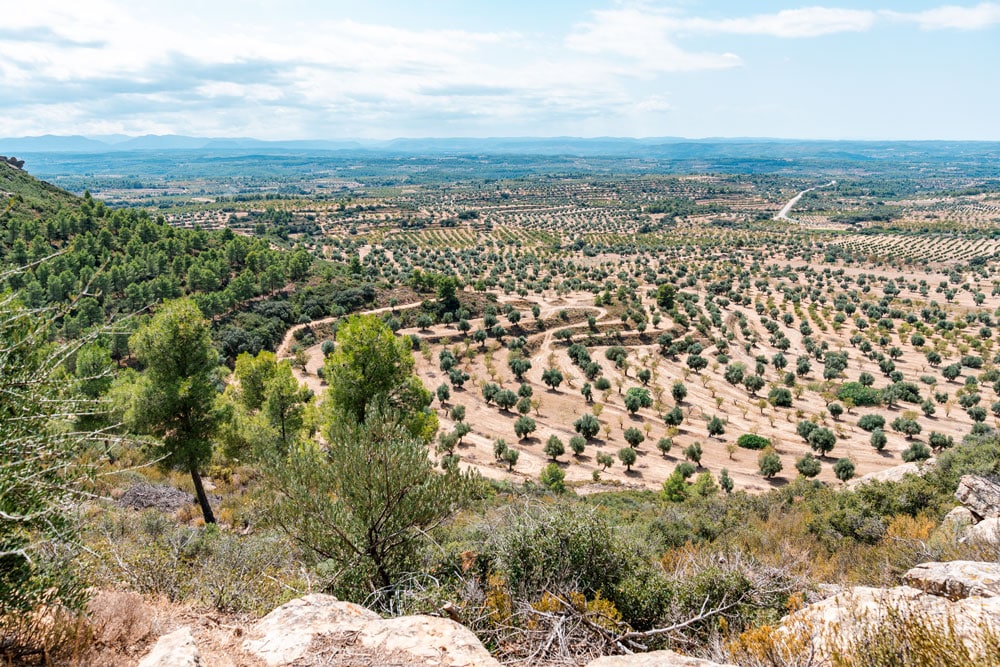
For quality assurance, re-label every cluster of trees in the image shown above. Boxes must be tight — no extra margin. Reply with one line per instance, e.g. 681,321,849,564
1,190,315,356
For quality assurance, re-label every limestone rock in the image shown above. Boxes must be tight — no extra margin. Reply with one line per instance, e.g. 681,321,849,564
781,585,1000,661
358,614,500,666
943,505,976,529
955,475,1000,520
962,517,1000,545
903,561,1000,600
846,461,925,488
586,650,735,666
242,593,499,667
137,626,201,667
242,594,380,665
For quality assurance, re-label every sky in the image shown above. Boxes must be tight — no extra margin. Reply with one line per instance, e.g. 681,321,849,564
1,1,998,140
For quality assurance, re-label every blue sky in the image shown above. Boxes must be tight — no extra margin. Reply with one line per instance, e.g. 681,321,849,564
1,1,998,140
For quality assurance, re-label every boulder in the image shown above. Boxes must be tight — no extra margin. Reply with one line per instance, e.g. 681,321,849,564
942,505,976,530
137,626,201,667
586,650,735,666
242,593,499,667
903,561,1000,600
962,517,1000,545
780,585,1000,661
955,475,1000,520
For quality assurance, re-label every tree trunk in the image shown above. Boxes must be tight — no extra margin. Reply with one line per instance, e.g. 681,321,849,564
190,465,216,524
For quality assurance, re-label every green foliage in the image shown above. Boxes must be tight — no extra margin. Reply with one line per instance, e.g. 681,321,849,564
0,294,89,646
122,298,221,523
662,471,688,502
574,413,601,439
871,428,888,451
737,433,771,450
890,416,922,439
619,447,637,471
808,427,837,457
719,468,734,494
0,174,311,348
514,415,537,440
796,453,822,478
544,435,565,460
758,450,783,478
624,387,653,414
858,413,886,432
541,367,564,390
768,387,792,407
539,463,566,493
833,457,856,482
902,441,932,462
266,402,478,604
837,382,882,407
323,314,433,441
623,427,645,448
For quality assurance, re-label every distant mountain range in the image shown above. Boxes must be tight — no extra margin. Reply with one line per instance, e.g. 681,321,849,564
0,134,368,153
7,133,999,156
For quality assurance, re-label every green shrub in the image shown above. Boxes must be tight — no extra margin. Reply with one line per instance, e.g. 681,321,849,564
737,433,771,450
838,382,882,407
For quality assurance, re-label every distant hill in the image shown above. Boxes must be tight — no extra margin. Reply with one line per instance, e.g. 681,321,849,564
5,134,1000,164
0,134,367,153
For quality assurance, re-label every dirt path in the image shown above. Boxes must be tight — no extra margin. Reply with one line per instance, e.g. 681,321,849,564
275,301,423,359
775,180,836,222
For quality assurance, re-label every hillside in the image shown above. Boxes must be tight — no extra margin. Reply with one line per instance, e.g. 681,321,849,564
0,163,325,357
0,158,80,224
5,158,1000,667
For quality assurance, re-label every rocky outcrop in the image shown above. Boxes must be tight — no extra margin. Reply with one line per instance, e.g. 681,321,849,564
962,517,1000,545
780,585,1000,661
586,650,735,666
0,156,25,170
942,505,976,529
137,626,201,667
954,475,1000,520
241,593,500,667
846,461,927,488
903,561,1000,600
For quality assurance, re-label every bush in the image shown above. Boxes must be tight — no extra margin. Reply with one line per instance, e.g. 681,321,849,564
858,413,886,432
478,501,648,605
737,433,771,450
539,463,566,493
84,511,303,616
902,442,932,462
768,387,792,407
838,382,882,407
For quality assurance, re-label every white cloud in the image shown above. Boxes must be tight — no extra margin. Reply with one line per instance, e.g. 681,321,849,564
885,2,1000,30
0,1,997,139
636,96,673,112
686,7,878,38
566,7,742,72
